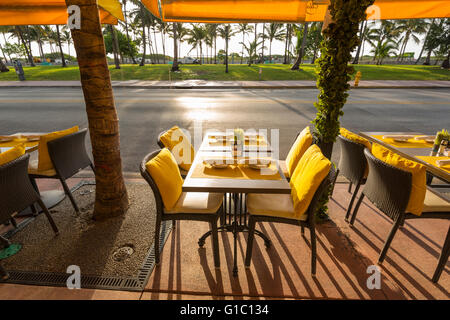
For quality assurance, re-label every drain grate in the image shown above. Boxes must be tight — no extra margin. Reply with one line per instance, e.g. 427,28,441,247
0,181,172,292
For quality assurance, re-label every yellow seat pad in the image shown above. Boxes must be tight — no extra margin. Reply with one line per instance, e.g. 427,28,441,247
164,192,223,214
419,190,450,213
285,127,313,178
290,144,331,220
38,126,79,171
372,143,426,216
247,193,307,221
160,126,195,171
0,144,25,166
146,148,184,210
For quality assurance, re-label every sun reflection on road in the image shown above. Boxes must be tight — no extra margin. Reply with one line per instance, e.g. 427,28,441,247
175,96,220,121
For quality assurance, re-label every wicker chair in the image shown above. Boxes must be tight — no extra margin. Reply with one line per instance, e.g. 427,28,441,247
157,130,190,178
0,154,59,237
350,148,450,283
335,135,369,222
140,150,224,267
28,129,94,213
244,167,335,276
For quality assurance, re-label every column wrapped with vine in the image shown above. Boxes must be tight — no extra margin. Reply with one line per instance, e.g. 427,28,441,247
312,0,374,220
313,0,375,155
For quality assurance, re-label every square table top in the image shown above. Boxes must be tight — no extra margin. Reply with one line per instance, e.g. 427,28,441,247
360,131,449,183
183,131,290,194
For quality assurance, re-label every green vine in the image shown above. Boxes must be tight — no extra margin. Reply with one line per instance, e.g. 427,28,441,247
312,0,374,220
312,0,375,144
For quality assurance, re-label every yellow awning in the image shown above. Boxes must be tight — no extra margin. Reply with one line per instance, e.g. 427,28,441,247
0,0,124,25
142,0,450,23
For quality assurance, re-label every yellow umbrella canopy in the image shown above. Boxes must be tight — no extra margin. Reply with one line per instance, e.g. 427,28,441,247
0,0,124,25
142,0,450,23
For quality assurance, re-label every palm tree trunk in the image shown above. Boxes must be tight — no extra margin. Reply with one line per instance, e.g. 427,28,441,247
261,23,265,63
56,25,67,67
16,26,35,67
0,42,8,65
110,25,121,69
214,36,217,64
161,28,166,64
171,23,179,71
123,0,137,64
140,22,146,66
65,0,128,220
152,27,160,63
283,24,289,64
225,36,229,73
353,21,365,64
291,22,308,70
241,32,244,64
269,40,272,63
416,19,434,65
442,51,450,69
0,58,8,72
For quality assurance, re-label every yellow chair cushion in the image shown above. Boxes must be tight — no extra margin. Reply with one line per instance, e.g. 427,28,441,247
145,148,183,210
372,143,426,216
340,128,372,151
0,144,25,166
285,126,313,178
160,126,195,171
38,126,79,171
289,144,331,220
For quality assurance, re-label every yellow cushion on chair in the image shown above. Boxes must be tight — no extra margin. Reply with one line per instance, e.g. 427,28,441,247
340,128,372,151
38,126,79,171
289,144,331,220
0,144,25,166
145,148,184,211
285,126,313,178
160,126,195,171
371,143,427,216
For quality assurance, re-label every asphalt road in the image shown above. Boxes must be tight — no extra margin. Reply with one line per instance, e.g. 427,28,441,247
1,87,449,172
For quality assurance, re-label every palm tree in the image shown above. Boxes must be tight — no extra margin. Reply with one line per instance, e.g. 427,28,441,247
352,20,367,64
15,26,35,66
171,23,180,71
121,0,137,64
366,20,402,62
217,24,236,73
415,19,434,64
264,23,284,63
236,24,254,64
396,19,427,62
291,23,308,70
283,24,293,64
241,39,262,66
61,27,72,58
131,1,152,66
55,25,67,67
157,20,168,64
206,24,218,64
187,24,207,63
109,25,121,69
371,39,398,65
66,0,128,219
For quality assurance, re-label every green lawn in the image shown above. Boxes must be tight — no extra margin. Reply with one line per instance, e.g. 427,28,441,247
0,64,449,81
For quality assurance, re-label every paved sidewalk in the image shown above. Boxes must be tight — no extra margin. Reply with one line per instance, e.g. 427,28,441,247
1,80,450,89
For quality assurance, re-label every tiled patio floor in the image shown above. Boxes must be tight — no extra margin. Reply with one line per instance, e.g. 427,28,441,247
0,177,448,300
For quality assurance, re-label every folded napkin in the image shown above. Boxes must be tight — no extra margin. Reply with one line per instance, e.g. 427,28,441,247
382,135,416,140
436,159,450,167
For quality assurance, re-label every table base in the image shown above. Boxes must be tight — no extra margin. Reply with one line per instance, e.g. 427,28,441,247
198,193,271,277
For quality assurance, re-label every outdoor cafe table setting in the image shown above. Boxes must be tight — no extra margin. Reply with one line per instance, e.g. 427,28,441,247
359,131,450,185
182,130,290,276
0,132,66,215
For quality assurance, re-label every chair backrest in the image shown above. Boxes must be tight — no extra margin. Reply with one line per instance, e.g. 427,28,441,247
157,131,167,149
140,149,165,217
363,148,412,221
305,165,336,225
337,135,368,184
0,154,40,223
47,128,92,179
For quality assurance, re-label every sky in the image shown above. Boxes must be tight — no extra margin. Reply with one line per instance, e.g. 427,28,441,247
1,22,426,62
